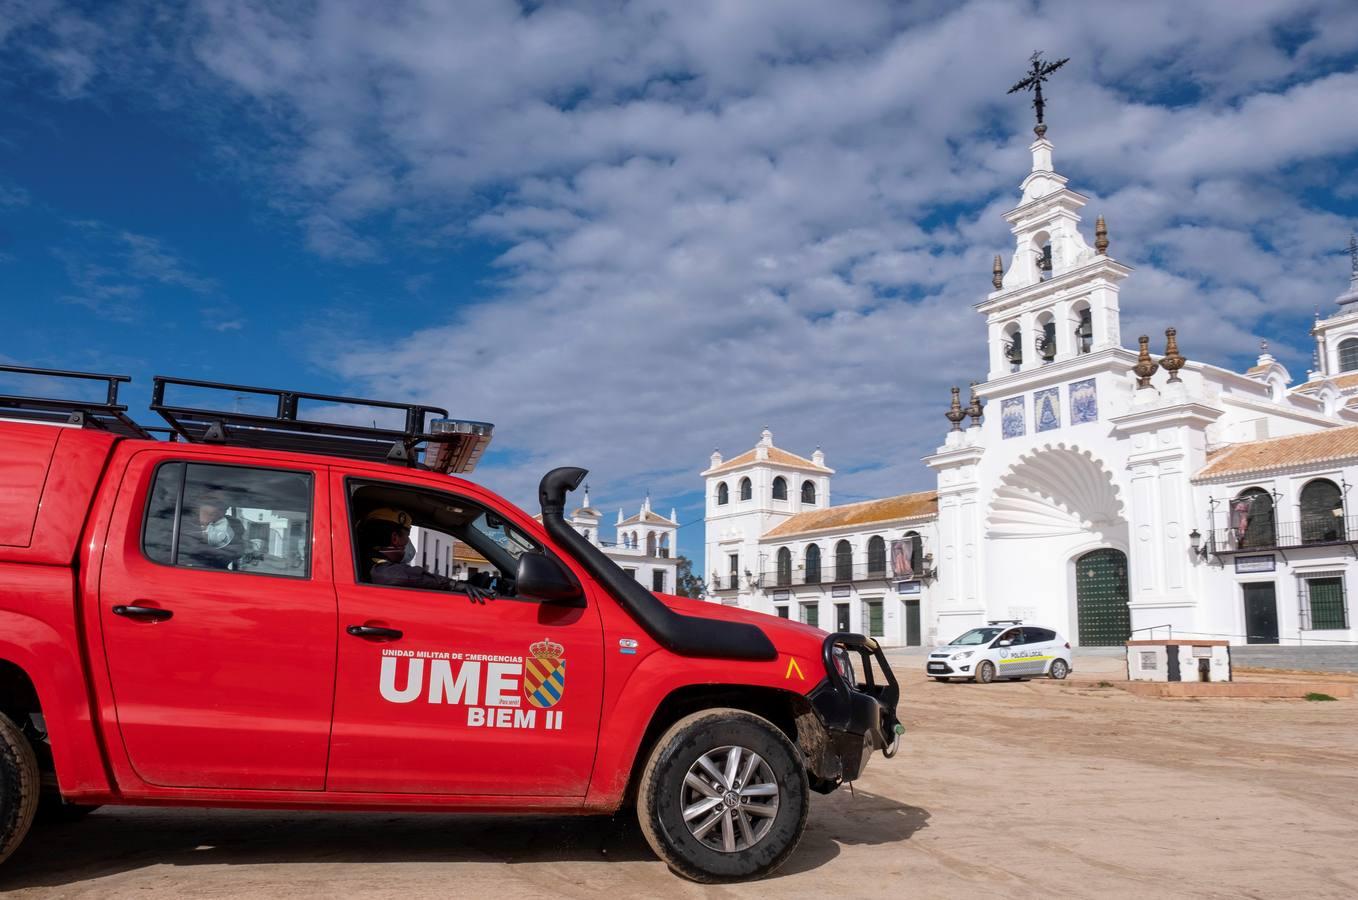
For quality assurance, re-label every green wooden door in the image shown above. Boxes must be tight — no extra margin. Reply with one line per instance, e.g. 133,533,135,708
903,599,920,646
1075,549,1130,646
865,600,884,637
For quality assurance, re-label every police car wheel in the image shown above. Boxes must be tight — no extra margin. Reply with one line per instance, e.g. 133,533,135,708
0,712,40,865
974,661,996,684
637,708,809,883
1049,659,1070,680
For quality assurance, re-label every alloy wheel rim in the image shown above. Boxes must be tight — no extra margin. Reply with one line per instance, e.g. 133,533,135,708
679,745,779,853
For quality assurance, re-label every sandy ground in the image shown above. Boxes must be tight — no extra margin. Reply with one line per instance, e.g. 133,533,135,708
5,655,1357,899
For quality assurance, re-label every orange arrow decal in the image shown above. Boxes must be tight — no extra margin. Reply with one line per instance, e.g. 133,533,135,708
785,657,805,681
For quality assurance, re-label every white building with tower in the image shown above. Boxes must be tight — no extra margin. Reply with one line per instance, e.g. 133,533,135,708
703,114,1358,649
565,486,680,595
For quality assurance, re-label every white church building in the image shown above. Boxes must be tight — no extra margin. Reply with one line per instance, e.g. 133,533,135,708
704,127,1358,649
564,487,681,595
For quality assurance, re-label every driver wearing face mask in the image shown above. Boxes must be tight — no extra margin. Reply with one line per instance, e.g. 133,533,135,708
358,508,495,603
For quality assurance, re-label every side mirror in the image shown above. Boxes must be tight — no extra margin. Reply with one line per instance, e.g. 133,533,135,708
997,639,1012,647
516,553,585,606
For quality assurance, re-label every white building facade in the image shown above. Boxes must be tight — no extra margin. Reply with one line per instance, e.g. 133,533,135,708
567,487,681,594
703,429,940,646
705,130,1358,648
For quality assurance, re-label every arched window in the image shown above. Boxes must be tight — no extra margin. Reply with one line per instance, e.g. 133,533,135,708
867,535,886,575
1036,236,1053,281
772,476,787,501
801,480,817,505
717,482,729,505
1231,488,1275,550
1036,316,1057,363
904,530,923,573
835,540,852,583
804,544,821,584
1340,338,1358,373
1003,323,1023,371
1073,303,1093,354
739,477,752,501
646,532,657,555
776,547,792,586
1300,479,1344,544
658,533,670,558
583,529,591,542
630,531,639,550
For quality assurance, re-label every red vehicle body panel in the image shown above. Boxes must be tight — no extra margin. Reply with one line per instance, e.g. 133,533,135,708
0,421,831,813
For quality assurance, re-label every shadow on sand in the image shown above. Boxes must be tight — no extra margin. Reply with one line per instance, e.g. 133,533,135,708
3,789,928,889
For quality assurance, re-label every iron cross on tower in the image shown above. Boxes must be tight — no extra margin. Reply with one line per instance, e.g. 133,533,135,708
1008,51,1070,137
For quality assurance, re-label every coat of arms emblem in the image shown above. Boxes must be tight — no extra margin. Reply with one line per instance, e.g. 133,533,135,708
524,638,566,709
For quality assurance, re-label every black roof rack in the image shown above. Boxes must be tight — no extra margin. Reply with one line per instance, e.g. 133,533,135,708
0,365,152,438
150,376,494,472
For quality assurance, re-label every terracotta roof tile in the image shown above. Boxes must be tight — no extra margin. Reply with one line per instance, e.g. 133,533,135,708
704,445,832,475
1194,425,1358,480
1291,372,1358,394
761,491,937,539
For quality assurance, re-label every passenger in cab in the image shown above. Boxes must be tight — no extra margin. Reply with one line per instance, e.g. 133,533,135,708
358,508,495,603
185,492,246,570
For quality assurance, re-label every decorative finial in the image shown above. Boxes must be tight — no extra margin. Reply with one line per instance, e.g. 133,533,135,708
1260,339,1269,353
1161,327,1186,383
992,254,1004,290
1007,51,1070,138
966,381,985,426
1134,335,1159,388
1094,215,1108,255
945,386,966,432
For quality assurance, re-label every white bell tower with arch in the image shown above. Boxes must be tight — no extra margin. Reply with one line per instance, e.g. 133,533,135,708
983,135,1131,381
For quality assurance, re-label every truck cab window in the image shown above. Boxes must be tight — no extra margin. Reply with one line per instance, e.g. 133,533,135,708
348,481,542,597
143,462,313,577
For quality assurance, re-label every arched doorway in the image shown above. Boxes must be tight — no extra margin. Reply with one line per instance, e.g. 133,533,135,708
1075,549,1130,646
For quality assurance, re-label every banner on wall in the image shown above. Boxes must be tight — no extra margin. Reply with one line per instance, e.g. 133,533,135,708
890,537,915,580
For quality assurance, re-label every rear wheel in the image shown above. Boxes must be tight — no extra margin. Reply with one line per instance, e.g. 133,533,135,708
974,661,996,684
637,708,809,883
1049,658,1070,680
0,712,40,864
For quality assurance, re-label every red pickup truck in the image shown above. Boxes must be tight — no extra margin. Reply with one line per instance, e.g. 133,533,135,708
0,367,901,882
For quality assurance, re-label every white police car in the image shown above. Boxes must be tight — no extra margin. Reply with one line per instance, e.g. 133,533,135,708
925,621,1072,684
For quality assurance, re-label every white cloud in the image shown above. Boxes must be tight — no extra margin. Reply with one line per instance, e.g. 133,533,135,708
54,222,217,321
7,0,1358,534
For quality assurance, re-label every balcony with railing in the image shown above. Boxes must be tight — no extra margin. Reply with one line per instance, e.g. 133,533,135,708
1200,513,1358,555
757,560,918,588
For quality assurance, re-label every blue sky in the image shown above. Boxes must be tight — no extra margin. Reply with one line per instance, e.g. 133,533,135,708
3,1,1358,570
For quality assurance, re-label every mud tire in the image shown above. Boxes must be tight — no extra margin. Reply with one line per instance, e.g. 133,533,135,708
0,712,40,865
1049,658,1070,680
637,708,809,883
974,660,996,684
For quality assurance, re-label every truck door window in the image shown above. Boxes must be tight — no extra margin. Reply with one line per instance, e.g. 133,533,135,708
142,462,314,577
348,480,545,598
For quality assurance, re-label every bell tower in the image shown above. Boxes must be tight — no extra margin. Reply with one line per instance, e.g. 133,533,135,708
981,132,1131,381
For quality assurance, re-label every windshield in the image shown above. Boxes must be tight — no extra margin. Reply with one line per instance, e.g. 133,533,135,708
949,627,1003,646
468,510,537,560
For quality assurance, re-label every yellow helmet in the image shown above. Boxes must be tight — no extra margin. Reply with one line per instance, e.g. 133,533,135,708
362,507,413,530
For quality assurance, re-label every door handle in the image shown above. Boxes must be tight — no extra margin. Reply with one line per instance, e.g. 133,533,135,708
347,624,403,641
112,605,174,622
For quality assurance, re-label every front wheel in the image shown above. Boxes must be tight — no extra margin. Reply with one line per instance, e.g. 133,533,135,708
974,660,996,684
637,708,809,883
0,712,40,865
1049,658,1070,680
